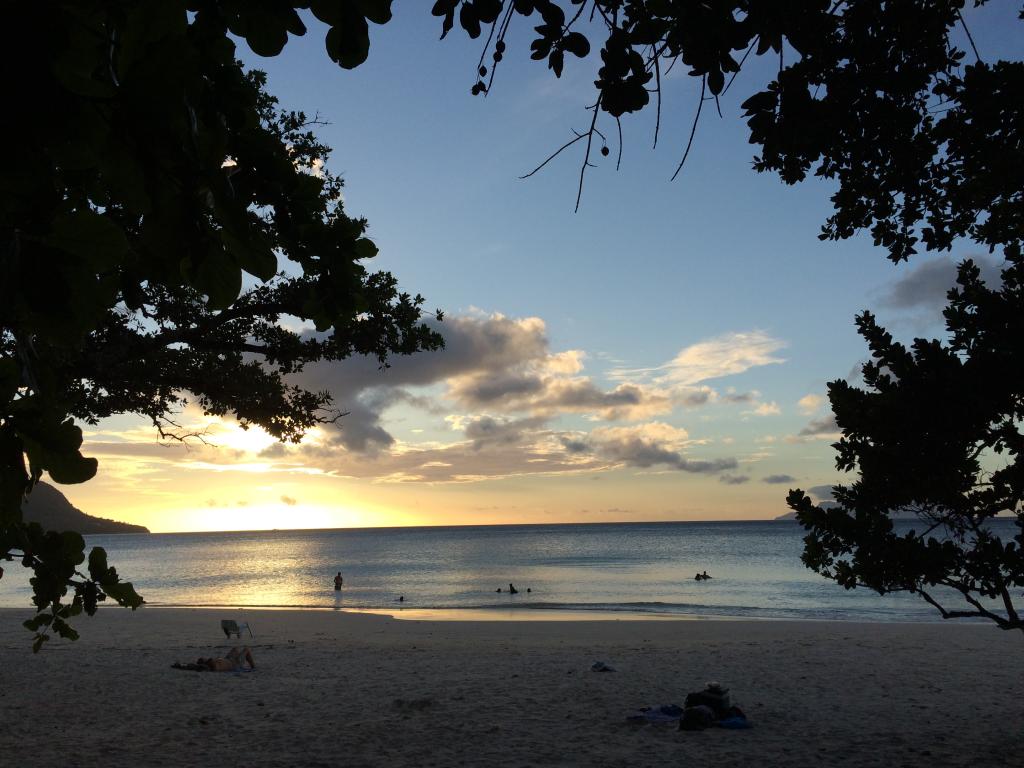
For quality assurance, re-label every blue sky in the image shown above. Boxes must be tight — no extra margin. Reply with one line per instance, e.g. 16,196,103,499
70,4,1021,531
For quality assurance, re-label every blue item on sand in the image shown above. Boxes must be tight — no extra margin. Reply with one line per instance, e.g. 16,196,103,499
626,704,684,724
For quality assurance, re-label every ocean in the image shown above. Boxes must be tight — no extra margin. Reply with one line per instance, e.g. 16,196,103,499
1,519,1018,623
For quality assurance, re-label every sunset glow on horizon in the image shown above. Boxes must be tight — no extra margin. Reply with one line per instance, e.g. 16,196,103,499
43,6,1017,535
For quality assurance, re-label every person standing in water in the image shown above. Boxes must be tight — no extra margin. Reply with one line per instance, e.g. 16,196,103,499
334,572,343,591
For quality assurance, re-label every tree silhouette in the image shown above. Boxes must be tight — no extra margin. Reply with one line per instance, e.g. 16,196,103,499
1,1,440,649
4,2,1022,645
437,2,1022,264
787,257,1023,636
434,1,1023,631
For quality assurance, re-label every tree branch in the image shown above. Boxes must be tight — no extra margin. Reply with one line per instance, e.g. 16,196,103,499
671,75,705,181
575,96,603,212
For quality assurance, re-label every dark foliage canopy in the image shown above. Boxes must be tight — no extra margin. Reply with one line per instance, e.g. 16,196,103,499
431,1,1024,631
1,1,441,649
3,1,1022,644
437,0,1023,263
787,258,1023,634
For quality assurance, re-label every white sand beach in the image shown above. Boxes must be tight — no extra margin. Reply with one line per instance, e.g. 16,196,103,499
0,607,1020,767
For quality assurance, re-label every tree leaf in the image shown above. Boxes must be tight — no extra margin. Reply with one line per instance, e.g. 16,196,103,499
102,581,144,609
358,0,394,25
460,3,482,39
353,238,378,260
0,359,18,403
189,246,243,309
45,210,129,271
44,452,98,485
325,6,371,70
431,0,460,16
245,19,289,57
18,419,98,485
32,633,49,653
220,228,278,282
475,0,504,24
563,32,590,58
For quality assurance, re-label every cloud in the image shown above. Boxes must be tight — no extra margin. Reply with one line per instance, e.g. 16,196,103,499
585,423,738,473
290,314,787,462
86,415,738,486
294,314,550,400
785,414,841,444
721,391,756,404
878,256,1002,311
627,331,786,386
807,484,835,501
84,312,777,487
463,415,548,450
323,390,400,455
448,375,673,421
748,401,781,416
719,473,750,485
798,414,838,436
797,394,823,415
763,474,796,484
294,313,676,447
259,442,289,458
281,495,298,506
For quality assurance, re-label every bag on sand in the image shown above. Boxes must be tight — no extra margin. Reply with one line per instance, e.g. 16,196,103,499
679,705,716,731
684,683,731,717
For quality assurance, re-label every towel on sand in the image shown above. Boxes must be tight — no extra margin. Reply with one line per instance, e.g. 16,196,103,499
626,705,685,724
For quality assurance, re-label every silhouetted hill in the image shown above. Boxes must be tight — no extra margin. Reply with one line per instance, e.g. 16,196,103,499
775,506,944,521
22,483,148,534
775,502,838,520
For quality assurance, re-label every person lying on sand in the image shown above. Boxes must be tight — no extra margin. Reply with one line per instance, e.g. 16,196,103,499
172,646,256,672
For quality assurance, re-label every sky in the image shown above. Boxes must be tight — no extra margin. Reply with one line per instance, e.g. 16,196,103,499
64,4,1021,532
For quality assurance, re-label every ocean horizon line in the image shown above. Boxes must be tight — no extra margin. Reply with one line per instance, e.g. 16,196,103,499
104,517,798,536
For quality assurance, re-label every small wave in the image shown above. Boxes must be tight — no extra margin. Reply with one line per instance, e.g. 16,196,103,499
132,599,966,623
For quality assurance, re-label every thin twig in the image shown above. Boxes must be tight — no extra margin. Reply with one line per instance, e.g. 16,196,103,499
653,54,662,148
477,17,498,73
562,0,588,33
486,4,517,94
671,75,705,181
575,97,603,212
615,116,623,171
520,134,588,179
721,37,757,97
592,0,614,28
956,9,982,62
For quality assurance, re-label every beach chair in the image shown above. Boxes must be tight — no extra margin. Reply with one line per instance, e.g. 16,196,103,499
220,619,254,639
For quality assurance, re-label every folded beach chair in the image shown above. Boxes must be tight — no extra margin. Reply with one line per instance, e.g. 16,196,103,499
220,619,254,639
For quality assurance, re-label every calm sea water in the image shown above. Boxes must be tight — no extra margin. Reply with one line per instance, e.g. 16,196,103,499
1,520,1018,622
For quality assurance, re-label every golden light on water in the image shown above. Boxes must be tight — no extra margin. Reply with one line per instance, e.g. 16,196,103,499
163,502,372,533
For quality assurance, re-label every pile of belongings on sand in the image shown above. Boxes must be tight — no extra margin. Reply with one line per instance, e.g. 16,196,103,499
626,682,751,731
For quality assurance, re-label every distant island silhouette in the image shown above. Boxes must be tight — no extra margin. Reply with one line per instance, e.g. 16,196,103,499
773,507,1003,522
21,483,148,534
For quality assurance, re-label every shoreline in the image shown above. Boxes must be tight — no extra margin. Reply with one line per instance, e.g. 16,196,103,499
0,599,1000,626
0,600,992,627
35,602,988,626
